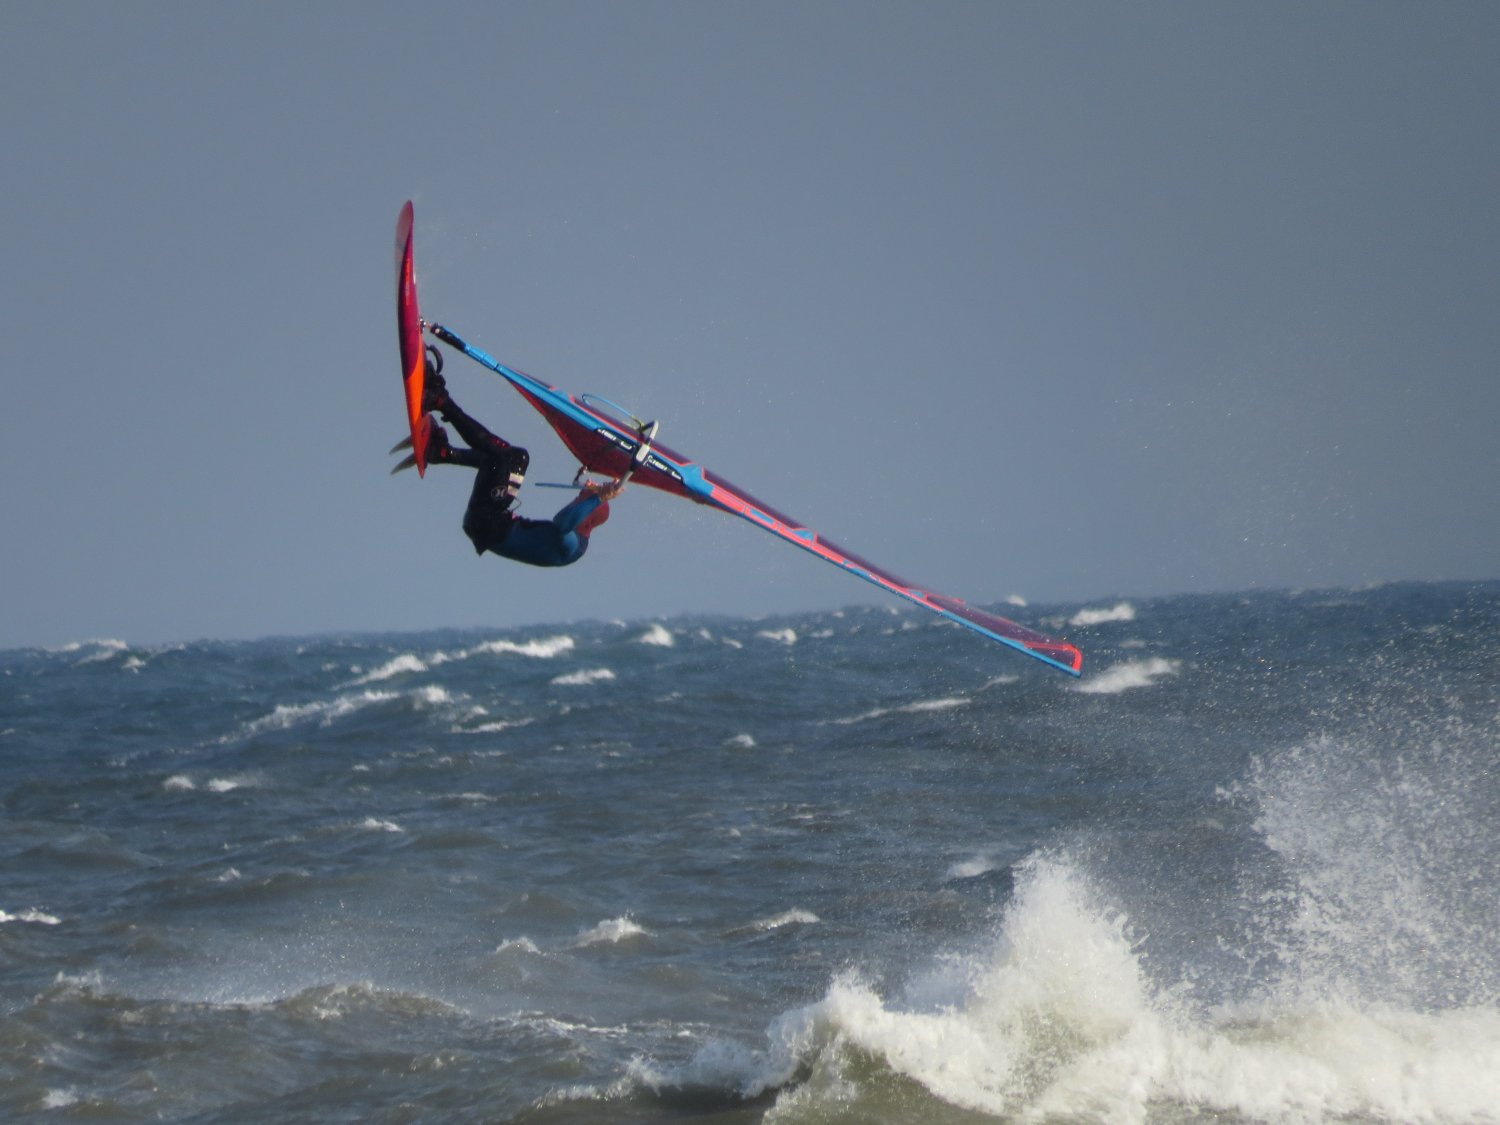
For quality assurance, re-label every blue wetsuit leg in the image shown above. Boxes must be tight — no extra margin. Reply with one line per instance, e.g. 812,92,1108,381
493,493,604,567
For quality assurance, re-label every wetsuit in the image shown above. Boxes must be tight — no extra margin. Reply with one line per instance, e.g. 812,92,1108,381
434,396,606,568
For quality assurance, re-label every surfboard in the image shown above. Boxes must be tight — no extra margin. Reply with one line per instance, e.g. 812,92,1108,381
395,201,430,476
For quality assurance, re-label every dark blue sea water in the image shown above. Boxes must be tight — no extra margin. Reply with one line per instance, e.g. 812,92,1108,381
2,582,1497,1123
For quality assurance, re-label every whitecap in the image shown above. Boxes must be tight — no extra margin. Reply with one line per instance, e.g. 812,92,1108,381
750,909,820,932
636,623,675,647
496,936,541,955
243,690,399,735
462,717,534,735
66,638,130,665
347,653,428,685
831,696,970,725
698,848,1500,1122
757,628,798,646
241,684,454,737
662,855,1156,1109
905,697,969,713
163,775,196,791
1073,657,1180,695
726,733,757,749
944,855,1000,881
359,817,404,833
470,635,576,659
572,915,649,947
551,668,615,687
0,908,62,925
48,638,122,654
1069,601,1137,627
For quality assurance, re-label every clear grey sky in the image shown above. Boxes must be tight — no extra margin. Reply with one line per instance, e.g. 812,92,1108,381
3,2,1496,649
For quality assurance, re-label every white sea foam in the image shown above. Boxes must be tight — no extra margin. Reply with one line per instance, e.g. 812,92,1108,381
41,1089,79,1110
1073,657,1180,695
1069,601,1137,627
750,909,820,932
906,697,969,713
347,653,428,685
726,733,756,749
62,638,129,665
413,634,577,668
462,717,534,735
757,628,798,646
243,690,399,735
636,623,675,647
496,936,541,955
165,774,258,793
48,638,121,654
943,855,1000,881
0,907,62,925
572,915,649,947
659,852,1500,1122
831,696,970,725
358,817,404,833
469,635,576,660
241,684,453,737
551,668,615,687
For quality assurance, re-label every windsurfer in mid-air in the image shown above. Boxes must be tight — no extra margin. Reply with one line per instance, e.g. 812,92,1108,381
396,351,622,567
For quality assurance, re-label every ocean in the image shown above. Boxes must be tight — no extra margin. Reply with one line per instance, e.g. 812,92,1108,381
2,581,1497,1123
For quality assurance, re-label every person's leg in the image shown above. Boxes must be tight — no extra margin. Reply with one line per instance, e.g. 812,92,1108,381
423,374,528,491
423,363,514,457
419,360,529,548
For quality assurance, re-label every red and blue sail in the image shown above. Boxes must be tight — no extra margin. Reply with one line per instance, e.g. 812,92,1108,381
426,323,1083,677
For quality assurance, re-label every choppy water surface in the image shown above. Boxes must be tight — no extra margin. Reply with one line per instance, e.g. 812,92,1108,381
2,582,1497,1122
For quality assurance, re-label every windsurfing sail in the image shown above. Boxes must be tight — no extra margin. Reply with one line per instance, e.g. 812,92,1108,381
425,321,1084,677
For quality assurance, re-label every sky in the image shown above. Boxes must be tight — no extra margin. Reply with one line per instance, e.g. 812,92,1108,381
2,1,1496,650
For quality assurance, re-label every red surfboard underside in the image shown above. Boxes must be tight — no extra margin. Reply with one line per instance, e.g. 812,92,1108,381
395,202,429,476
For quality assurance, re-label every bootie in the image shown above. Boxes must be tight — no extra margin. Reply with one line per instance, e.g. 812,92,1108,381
421,368,450,414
